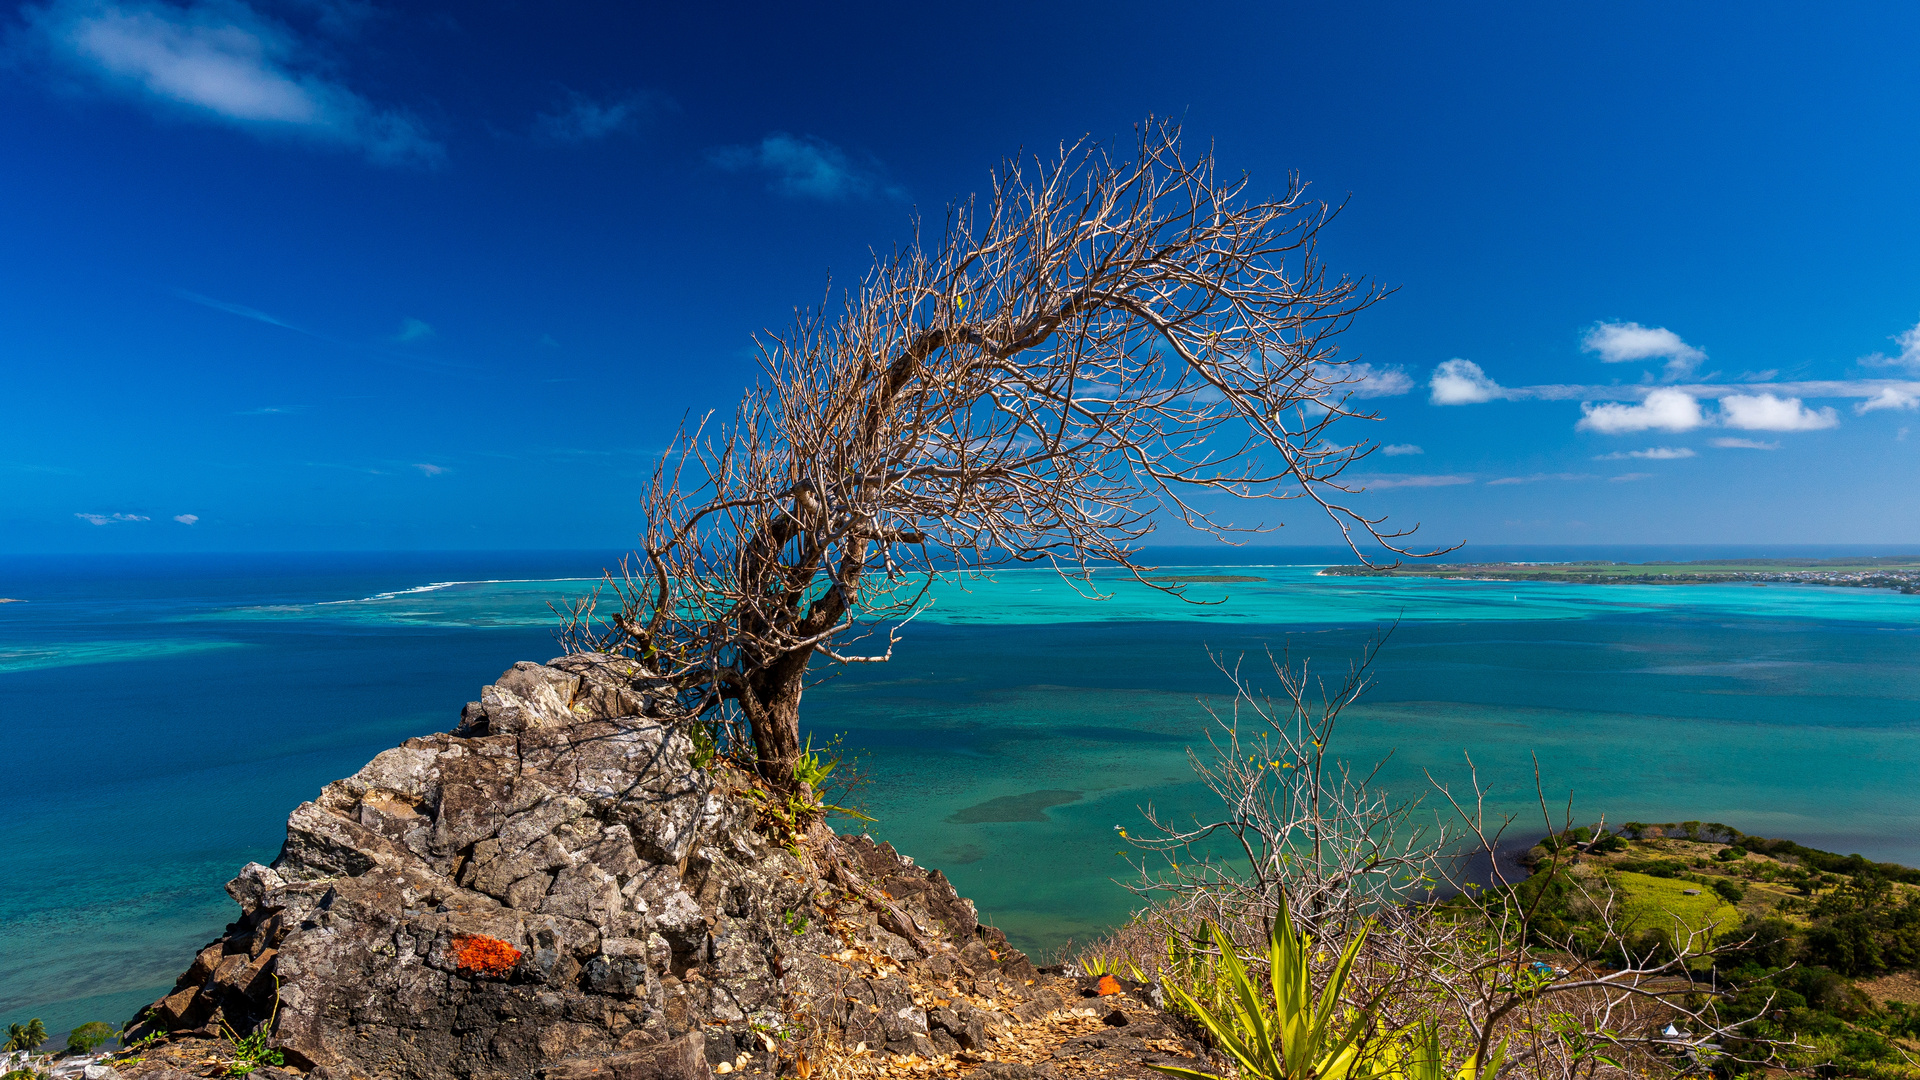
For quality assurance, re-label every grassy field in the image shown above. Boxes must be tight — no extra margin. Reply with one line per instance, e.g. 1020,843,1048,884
1609,870,1743,941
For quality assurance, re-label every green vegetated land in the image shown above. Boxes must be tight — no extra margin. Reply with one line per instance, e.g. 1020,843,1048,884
1493,821,1920,1077
1323,557,1920,593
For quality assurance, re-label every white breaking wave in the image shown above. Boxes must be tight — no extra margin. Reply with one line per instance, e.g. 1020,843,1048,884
317,577,595,605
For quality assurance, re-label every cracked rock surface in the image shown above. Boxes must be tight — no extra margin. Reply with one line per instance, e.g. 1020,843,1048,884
124,655,1102,1080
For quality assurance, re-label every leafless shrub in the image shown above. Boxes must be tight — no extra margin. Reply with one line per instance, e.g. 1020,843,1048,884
1094,633,1788,1080
1119,629,1452,958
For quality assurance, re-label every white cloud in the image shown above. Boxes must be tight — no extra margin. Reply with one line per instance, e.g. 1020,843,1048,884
711,133,900,200
1593,446,1695,460
1576,388,1705,433
1582,321,1706,379
1861,318,1920,373
1429,359,1504,404
392,317,434,343
1856,386,1920,414
1719,392,1839,431
1608,472,1653,483
1380,444,1423,456
1452,377,1920,404
1487,472,1596,486
412,462,446,476
24,0,440,165
173,513,199,524
1317,362,1412,398
1710,437,1779,449
75,511,150,524
1355,474,1475,490
536,89,663,142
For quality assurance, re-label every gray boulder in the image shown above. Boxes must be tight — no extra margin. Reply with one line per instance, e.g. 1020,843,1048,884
130,654,1034,1080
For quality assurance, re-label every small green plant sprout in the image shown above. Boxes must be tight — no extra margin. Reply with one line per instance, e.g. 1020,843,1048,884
1149,909,1380,1080
791,735,873,824
3,1020,47,1053
220,978,284,1076
65,1022,114,1054
689,721,720,769
783,909,811,935
106,1023,168,1067
793,735,835,790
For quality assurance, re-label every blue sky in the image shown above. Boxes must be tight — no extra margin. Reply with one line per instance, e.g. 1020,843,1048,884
2,1,1917,553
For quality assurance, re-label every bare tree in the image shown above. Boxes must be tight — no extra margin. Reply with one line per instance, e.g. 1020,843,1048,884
560,119,1436,786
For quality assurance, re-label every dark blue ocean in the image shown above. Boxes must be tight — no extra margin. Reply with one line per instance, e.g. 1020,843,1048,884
4,547,1918,1038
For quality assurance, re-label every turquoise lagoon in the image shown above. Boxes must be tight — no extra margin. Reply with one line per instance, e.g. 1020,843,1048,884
3,549,1918,1036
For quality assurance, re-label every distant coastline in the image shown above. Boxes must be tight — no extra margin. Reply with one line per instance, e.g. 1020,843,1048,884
1320,556,1920,594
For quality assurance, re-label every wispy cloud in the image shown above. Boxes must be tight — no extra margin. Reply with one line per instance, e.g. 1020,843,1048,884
1856,386,1920,414
174,288,295,328
392,317,434,343
21,0,440,165
173,512,198,524
1356,474,1475,490
1608,472,1653,483
1710,437,1779,449
1317,362,1413,398
1429,359,1504,404
74,511,150,524
411,462,446,476
1582,321,1706,380
711,133,901,200
1380,444,1423,456
236,405,298,414
1861,318,1920,373
536,88,663,142
1487,472,1597,486
175,289,471,375
1593,446,1695,460
1719,392,1839,431
1576,388,1705,433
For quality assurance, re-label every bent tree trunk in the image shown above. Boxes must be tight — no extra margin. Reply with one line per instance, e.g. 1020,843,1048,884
741,652,808,787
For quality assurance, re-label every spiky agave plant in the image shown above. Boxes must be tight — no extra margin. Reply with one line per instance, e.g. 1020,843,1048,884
1373,1024,1508,1080
1151,907,1381,1080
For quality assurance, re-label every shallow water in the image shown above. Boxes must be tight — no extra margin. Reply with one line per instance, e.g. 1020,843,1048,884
3,549,1917,1035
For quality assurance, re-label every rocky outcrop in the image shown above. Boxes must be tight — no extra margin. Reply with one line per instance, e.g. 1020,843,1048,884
126,655,1095,1080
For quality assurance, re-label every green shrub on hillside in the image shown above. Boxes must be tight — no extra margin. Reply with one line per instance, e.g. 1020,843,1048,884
1804,873,1920,976
65,1023,113,1054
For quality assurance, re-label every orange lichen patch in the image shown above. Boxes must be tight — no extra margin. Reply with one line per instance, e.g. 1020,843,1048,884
1095,974,1122,996
453,934,521,977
